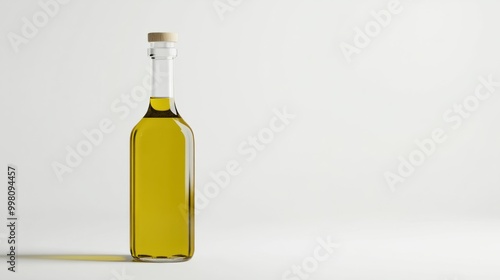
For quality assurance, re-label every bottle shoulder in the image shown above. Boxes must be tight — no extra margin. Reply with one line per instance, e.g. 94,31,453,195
131,98,193,139
175,117,193,132
131,117,193,138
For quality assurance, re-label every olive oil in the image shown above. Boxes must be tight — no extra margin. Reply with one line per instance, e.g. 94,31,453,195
130,33,194,262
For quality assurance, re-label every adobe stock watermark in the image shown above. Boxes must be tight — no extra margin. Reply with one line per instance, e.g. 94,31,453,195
7,0,71,53
6,165,18,272
340,0,403,63
385,74,500,191
109,266,134,280
51,67,165,182
282,236,339,280
191,106,296,215
212,0,243,21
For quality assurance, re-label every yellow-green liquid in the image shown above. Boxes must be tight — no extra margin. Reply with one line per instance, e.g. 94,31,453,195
130,97,194,262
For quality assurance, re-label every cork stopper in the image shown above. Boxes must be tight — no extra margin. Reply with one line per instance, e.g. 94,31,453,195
148,32,178,42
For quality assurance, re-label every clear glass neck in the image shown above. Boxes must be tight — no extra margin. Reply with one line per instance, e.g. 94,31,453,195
148,42,177,98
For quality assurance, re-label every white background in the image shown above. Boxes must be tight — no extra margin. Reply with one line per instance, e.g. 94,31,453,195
1,0,500,279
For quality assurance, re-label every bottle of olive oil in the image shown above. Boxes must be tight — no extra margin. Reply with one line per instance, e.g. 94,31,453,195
130,32,194,262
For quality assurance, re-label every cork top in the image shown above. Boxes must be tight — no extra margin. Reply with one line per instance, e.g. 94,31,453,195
148,32,178,42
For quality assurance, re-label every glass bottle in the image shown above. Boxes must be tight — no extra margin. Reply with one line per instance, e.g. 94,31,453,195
130,32,194,262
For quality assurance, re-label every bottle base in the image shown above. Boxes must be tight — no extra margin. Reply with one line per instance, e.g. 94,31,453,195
132,255,192,263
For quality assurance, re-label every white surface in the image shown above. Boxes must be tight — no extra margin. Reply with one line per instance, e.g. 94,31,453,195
1,0,500,279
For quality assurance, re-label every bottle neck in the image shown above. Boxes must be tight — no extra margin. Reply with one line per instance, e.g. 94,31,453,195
151,58,174,98
149,41,177,98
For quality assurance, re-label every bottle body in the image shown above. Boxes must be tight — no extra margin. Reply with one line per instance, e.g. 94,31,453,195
130,98,194,261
